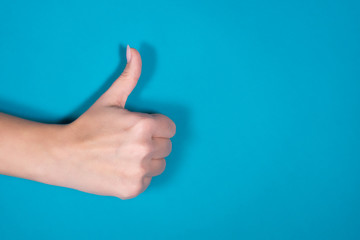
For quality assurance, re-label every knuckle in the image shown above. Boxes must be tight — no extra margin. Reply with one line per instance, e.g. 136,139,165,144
120,184,143,200
133,165,147,178
118,71,130,80
135,117,154,136
136,141,152,159
116,178,144,200
128,184,142,197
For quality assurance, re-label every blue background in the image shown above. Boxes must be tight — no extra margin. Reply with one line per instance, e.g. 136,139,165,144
0,0,360,239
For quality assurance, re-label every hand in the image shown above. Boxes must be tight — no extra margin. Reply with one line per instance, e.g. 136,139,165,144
49,46,176,199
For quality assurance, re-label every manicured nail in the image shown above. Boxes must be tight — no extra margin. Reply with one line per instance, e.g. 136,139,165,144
126,44,131,63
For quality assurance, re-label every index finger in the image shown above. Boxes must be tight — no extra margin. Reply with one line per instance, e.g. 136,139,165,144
151,114,176,138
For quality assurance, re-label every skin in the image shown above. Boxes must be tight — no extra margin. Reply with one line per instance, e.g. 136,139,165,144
0,47,176,199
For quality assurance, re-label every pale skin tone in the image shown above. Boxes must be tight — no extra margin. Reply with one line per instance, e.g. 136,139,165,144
0,46,176,199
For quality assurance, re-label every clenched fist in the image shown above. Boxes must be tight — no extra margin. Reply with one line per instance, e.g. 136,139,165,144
0,45,176,200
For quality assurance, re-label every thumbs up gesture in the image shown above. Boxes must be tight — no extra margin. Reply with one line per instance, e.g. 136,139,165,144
52,46,176,199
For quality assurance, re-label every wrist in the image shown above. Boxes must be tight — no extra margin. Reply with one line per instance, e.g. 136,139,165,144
29,123,71,186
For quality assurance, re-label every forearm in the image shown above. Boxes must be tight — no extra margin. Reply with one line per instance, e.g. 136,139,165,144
0,112,64,184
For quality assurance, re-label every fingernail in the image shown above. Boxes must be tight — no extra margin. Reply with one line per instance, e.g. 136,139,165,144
126,44,131,63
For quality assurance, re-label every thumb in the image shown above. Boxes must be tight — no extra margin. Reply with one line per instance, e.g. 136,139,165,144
99,45,142,108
